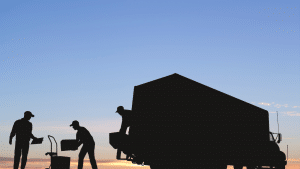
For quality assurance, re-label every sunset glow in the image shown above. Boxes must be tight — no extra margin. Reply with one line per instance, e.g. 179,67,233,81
0,159,150,169
2,158,300,169
1,0,299,168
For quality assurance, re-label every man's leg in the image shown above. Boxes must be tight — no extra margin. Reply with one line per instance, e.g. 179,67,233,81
20,143,30,169
78,145,88,169
14,143,22,169
87,144,98,169
116,132,127,159
116,149,121,159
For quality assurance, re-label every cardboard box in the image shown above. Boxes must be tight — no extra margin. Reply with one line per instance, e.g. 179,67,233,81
109,132,131,149
61,139,78,151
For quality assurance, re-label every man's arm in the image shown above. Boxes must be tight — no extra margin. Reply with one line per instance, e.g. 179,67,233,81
30,133,37,140
29,123,37,140
119,111,132,134
76,131,83,147
9,121,17,144
119,118,129,134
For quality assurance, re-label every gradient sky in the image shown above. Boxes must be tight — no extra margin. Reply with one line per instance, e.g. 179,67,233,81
1,0,299,162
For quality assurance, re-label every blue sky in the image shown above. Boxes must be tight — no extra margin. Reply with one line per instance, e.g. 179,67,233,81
0,0,299,160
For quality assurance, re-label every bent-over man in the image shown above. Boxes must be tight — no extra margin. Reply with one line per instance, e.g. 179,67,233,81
70,120,98,169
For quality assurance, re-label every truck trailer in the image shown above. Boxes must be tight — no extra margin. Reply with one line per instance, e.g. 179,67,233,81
109,73,286,169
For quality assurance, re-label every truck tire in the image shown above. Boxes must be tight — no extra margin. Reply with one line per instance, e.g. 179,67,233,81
202,163,227,169
150,164,164,169
234,165,243,169
247,165,255,169
150,163,226,169
149,164,159,169
150,164,172,169
150,165,185,169
275,165,285,169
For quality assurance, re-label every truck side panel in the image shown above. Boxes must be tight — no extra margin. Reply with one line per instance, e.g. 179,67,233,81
130,75,269,145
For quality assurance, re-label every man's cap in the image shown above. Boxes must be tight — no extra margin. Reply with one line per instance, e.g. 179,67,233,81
24,111,34,117
70,120,79,127
116,106,124,113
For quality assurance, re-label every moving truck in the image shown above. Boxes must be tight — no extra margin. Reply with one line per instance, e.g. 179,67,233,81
110,73,286,169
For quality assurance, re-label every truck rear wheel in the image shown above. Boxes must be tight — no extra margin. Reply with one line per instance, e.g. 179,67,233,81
201,163,227,169
150,163,226,169
275,165,285,169
150,165,187,169
150,164,166,169
150,164,175,169
149,164,159,169
247,165,255,169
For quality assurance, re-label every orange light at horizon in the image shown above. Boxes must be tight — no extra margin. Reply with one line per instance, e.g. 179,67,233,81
0,158,149,169
3,158,300,169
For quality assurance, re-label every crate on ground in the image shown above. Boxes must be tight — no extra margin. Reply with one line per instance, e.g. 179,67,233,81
51,156,70,169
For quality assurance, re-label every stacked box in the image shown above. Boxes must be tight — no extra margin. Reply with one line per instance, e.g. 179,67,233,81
51,156,70,169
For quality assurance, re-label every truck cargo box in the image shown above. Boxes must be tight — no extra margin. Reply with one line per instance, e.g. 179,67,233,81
129,73,269,144
110,73,287,168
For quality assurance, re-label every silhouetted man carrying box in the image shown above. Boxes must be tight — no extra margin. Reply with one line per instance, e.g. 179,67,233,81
70,120,98,169
9,111,38,169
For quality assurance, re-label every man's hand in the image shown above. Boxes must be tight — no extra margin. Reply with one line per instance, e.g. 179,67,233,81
9,139,12,145
77,141,82,148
